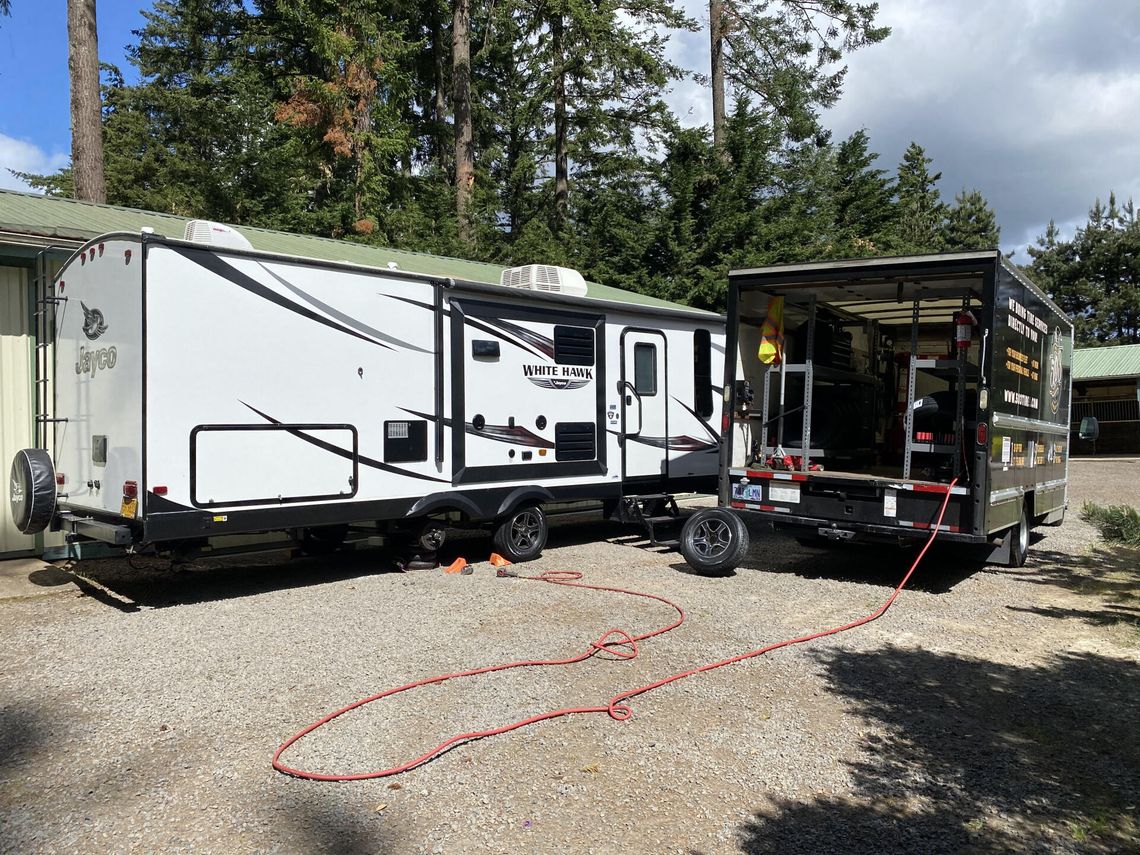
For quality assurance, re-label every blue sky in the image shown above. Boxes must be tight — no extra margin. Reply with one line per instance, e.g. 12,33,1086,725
0,3,145,185
3,0,1140,259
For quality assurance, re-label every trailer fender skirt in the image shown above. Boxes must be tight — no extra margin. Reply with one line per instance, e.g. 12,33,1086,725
405,491,484,520
496,486,556,517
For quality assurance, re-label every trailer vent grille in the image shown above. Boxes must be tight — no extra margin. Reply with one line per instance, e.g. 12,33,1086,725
184,220,254,250
554,325,594,366
500,264,589,298
554,422,596,461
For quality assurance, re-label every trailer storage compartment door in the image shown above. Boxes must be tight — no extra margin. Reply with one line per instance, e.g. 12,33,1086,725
190,424,358,508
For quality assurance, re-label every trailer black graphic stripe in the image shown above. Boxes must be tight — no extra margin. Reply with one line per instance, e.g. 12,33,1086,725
242,402,450,483
258,264,432,353
462,317,552,360
606,429,719,452
171,246,394,350
397,408,554,448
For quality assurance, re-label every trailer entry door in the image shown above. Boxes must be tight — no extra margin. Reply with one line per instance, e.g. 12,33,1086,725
621,329,668,480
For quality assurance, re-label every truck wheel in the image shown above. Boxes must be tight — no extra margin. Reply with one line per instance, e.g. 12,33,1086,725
680,508,749,575
493,506,548,563
10,448,56,535
1007,504,1031,568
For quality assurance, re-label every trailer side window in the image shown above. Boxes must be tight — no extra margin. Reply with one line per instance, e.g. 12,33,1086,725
554,325,594,366
694,328,713,417
634,343,657,396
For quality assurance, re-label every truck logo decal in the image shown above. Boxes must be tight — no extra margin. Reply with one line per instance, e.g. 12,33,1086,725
75,345,117,377
80,302,108,340
523,364,592,389
1047,329,1063,415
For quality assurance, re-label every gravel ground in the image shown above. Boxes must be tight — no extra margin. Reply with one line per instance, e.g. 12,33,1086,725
2,459,1138,854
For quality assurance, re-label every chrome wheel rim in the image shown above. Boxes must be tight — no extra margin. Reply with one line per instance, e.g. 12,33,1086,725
691,517,733,560
510,511,543,551
1018,513,1029,556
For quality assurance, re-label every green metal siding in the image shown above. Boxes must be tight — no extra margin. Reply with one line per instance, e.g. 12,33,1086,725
1073,344,1140,381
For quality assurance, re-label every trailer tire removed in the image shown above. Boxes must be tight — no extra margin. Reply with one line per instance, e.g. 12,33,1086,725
493,506,549,563
680,508,750,575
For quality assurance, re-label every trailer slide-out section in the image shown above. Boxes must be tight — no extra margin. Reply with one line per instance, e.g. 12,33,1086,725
678,251,1088,575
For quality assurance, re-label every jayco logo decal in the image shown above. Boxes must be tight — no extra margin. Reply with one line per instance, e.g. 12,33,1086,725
523,364,592,390
81,301,108,340
75,345,117,378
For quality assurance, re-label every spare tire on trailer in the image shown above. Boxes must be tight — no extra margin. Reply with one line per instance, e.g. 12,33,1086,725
10,448,56,535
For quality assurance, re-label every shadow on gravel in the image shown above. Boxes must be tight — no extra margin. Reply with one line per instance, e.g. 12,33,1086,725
736,648,1140,854
724,524,982,594
276,789,408,854
991,544,1140,633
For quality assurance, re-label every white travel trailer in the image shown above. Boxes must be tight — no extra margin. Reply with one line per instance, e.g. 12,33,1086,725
9,224,725,562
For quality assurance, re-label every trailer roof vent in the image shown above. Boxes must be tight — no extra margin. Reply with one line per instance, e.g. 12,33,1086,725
184,220,254,250
500,264,588,298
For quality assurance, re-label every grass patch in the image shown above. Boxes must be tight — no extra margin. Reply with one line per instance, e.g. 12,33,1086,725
1080,502,1140,546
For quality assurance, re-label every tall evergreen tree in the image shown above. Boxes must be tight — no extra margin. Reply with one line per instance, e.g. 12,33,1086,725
1028,193,1140,345
944,188,999,250
830,128,894,255
893,141,945,253
68,0,106,202
709,1,889,153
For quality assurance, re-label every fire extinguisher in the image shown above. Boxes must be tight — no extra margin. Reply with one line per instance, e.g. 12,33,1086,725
955,309,977,351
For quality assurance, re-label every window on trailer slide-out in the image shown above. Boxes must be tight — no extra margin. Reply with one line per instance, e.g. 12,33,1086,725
694,328,713,417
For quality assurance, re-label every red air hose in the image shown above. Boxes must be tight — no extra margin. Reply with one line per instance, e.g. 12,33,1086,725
273,479,957,781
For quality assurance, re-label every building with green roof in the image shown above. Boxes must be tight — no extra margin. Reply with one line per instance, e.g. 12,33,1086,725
1072,343,1140,455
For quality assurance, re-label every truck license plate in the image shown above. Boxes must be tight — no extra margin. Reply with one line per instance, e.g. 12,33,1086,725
732,483,762,501
768,484,800,504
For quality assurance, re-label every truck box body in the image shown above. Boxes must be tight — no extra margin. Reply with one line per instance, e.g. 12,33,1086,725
721,251,1073,554
44,232,724,547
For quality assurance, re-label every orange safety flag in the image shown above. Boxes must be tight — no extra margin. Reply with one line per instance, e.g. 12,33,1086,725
757,296,785,364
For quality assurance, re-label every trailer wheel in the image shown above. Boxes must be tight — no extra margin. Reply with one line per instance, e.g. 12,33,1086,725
680,508,749,575
493,506,548,563
10,448,56,535
1007,503,1031,568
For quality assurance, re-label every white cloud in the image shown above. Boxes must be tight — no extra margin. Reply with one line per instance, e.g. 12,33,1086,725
0,134,68,191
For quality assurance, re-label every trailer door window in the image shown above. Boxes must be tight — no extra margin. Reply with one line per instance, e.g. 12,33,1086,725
694,328,713,417
634,343,657,396
554,325,594,365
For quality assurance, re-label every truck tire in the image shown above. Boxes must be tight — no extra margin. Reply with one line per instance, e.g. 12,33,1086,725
1007,503,1031,568
493,506,548,563
10,448,56,535
680,508,749,575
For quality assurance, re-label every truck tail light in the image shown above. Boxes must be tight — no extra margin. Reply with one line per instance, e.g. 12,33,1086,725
721,412,730,434
977,422,987,445
152,485,168,496
122,480,138,498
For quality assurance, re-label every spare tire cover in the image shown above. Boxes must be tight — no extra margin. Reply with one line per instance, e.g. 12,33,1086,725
10,448,56,535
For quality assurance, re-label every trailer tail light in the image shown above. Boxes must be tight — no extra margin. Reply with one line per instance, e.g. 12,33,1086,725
722,412,730,434
98,243,104,257
977,422,987,445
56,473,65,485
124,249,132,264
122,481,138,499
152,485,168,495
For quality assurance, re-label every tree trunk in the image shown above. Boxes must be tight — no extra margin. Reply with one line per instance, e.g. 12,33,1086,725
709,0,727,158
68,0,106,203
453,0,474,245
552,9,568,233
432,2,450,172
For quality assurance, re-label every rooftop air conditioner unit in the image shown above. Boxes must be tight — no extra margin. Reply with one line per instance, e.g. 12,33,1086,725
184,220,253,250
500,264,588,298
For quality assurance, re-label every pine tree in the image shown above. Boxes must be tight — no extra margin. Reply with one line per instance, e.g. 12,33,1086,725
68,0,106,202
1028,193,1140,345
944,188,999,250
893,142,945,253
831,129,895,255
